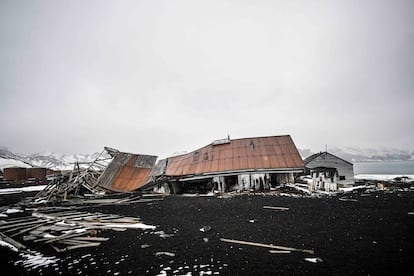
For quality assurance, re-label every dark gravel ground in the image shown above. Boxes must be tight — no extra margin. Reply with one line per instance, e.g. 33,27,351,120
1,190,414,275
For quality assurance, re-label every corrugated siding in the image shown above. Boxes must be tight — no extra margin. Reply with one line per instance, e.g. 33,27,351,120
165,135,303,176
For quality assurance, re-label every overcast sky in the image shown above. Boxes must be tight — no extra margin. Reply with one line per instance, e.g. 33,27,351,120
1,0,413,157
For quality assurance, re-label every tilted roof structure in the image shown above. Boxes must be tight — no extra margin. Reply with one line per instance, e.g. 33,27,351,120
97,152,157,192
165,135,303,177
304,151,353,166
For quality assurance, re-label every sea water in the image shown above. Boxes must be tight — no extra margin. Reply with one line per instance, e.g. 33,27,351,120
354,160,414,175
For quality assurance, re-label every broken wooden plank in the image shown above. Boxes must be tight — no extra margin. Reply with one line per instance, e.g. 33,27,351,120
120,198,164,204
269,250,292,254
4,221,50,234
0,219,48,230
81,198,127,204
10,222,51,238
34,230,91,244
263,206,289,211
64,242,101,251
71,236,109,242
339,198,358,202
32,211,84,220
33,211,88,220
0,232,26,250
50,244,64,253
57,239,99,246
220,238,314,254
82,217,141,224
142,193,165,197
0,216,38,224
72,214,123,221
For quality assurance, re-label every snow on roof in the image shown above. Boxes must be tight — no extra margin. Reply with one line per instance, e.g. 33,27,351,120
0,157,32,171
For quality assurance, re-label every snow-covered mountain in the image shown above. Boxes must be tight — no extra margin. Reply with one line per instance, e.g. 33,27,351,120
1,145,413,172
299,147,414,162
0,148,100,171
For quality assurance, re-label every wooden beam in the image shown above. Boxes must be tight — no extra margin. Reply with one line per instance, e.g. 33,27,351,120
64,242,101,251
0,232,26,250
10,222,50,237
220,238,314,254
0,219,48,230
263,206,289,211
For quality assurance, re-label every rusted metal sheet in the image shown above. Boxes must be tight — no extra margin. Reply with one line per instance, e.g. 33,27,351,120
26,168,47,179
165,135,303,177
97,153,157,192
3,167,27,181
96,153,131,189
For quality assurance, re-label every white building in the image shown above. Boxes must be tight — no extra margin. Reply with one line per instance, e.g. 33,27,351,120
304,152,354,190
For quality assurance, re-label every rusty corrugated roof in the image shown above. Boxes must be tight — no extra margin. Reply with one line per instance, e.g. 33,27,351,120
97,153,157,192
165,135,303,176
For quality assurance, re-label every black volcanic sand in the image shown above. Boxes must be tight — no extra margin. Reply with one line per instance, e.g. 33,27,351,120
1,191,414,275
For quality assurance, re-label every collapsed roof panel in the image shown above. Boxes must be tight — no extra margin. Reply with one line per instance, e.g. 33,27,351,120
97,153,157,192
149,158,168,178
165,135,303,177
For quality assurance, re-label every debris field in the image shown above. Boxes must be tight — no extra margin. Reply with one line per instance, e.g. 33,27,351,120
0,189,413,275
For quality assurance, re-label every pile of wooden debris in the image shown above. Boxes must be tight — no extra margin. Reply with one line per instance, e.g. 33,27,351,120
35,147,117,202
0,207,156,253
34,147,158,203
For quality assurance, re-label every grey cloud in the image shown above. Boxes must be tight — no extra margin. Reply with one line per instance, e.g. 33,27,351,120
0,0,413,156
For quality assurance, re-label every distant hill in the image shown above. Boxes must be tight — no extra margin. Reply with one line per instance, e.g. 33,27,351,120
1,145,413,172
298,147,414,162
0,147,100,171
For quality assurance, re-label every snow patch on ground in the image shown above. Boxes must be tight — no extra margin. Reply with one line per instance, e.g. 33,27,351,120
5,208,23,214
105,223,156,230
0,240,18,252
305,257,323,263
15,250,59,270
339,185,371,192
286,183,312,194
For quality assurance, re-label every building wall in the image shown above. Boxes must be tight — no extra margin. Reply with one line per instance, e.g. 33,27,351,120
310,172,338,192
27,168,47,179
3,167,27,181
306,154,354,186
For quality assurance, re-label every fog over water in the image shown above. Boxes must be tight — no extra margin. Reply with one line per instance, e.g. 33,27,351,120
354,160,414,175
